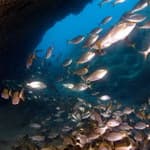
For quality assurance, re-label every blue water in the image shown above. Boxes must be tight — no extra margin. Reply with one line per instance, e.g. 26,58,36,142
33,0,150,105
36,0,139,65
1,1,150,149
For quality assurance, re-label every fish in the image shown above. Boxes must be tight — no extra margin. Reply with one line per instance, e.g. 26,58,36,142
63,83,74,89
71,112,82,122
26,81,47,89
101,112,111,118
30,135,45,142
45,46,53,59
83,69,108,82
1,88,11,100
73,66,89,76
63,59,72,67
26,52,36,69
82,111,91,119
62,125,73,132
99,95,111,101
12,88,24,105
77,51,96,64
104,131,128,142
101,16,112,25
83,34,99,48
48,132,59,139
106,119,121,127
123,13,146,23
68,35,85,44
134,131,144,142
131,0,148,13
123,107,134,115
113,0,126,6
93,21,136,50
136,111,147,120
72,83,91,91
118,122,133,131
29,123,42,129
99,0,112,7
95,126,108,135
134,122,149,130
89,27,102,35
138,21,150,29
113,110,124,117
90,111,103,124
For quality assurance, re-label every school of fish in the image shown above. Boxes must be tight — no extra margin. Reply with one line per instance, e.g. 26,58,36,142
0,0,150,150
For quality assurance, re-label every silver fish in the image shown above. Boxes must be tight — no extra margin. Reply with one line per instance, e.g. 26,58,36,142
29,123,42,129
104,131,127,142
84,69,108,82
77,51,96,64
101,16,112,25
99,95,111,101
93,21,136,50
89,27,102,35
83,34,99,48
30,135,45,142
26,81,47,89
138,21,150,29
72,83,91,91
73,67,89,76
119,122,133,130
124,13,146,23
134,122,149,130
123,107,134,115
99,0,112,7
68,35,85,44
45,46,53,59
113,0,126,6
106,119,120,127
131,0,148,13
63,59,72,67
63,83,74,89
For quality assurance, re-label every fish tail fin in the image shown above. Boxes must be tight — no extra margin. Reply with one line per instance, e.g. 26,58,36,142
19,88,25,101
138,51,147,60
81,76,86,82
8,89,12,97
88,84,92,90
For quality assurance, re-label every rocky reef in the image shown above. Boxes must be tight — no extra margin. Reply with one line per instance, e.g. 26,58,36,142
0,0,92,80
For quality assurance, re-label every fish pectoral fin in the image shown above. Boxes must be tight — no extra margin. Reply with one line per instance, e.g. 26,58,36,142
80,76,86,82
21,96,25,101
88,84,92,90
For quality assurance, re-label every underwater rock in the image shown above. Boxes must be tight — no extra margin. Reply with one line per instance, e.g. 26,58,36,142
0,0,92,80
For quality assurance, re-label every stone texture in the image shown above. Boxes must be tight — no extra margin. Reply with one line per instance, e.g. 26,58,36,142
0,0,92,79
